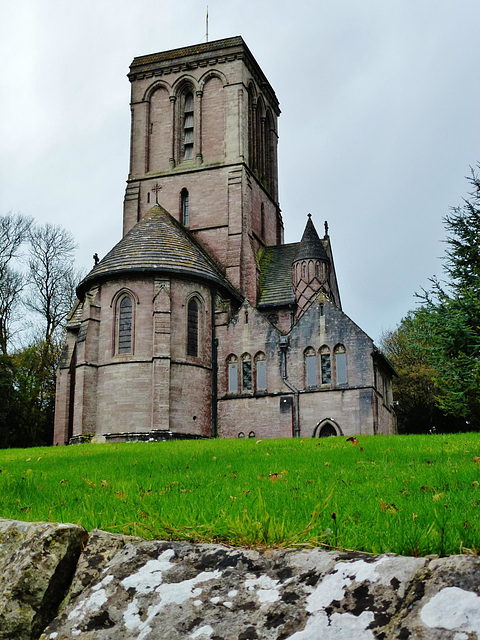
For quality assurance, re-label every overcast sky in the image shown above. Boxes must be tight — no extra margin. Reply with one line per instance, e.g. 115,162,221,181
1,0,479,342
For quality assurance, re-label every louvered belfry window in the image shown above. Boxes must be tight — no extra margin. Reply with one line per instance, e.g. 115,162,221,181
183,92,194,160
118,295,133,353
187,298,198,357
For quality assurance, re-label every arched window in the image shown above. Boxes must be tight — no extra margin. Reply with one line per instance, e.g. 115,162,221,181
187,298,198,357
117,294,133,354
320,345,331,384
334,344,347,385
305,347,317,388
181,188,190,226
255,352,267,391
242,353,252,392
183,92,194,160
227,355,238,393
302,262,307,279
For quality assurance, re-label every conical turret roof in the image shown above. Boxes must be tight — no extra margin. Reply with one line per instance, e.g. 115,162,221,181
293,215,329,263
77,204,240,300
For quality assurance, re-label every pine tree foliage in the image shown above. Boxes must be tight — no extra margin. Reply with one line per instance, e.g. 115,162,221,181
415,166,480,428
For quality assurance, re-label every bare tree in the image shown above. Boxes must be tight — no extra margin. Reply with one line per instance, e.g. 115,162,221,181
26,223,80,347
0,213,32,354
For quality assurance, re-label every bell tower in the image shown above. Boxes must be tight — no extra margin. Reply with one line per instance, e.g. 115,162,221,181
123,37,283,302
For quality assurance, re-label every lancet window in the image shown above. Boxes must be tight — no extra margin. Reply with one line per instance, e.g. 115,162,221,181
187,298,199,357
181,188,190,226
117,294,133,354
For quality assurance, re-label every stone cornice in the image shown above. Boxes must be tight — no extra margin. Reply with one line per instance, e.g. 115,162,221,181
128,36,280,115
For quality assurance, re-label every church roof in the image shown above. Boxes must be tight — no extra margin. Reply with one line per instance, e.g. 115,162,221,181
258,243,299,307
293,215,329,263
77,205,241,300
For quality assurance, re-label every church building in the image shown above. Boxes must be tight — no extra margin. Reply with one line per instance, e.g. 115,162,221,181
54,37,396,444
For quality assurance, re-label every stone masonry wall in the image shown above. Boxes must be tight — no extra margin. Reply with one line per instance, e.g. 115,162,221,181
1,518,480,640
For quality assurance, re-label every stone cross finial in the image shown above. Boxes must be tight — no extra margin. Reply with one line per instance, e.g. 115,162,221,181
152,183,162,204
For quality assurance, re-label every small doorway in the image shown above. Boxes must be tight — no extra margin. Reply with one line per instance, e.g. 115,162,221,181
313,420,341,438
319,423,337,437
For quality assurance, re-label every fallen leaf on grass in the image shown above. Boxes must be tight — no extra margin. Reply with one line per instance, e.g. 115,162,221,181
472,481,479,487
474,457,480,464
114,491,127,500
269,471,287,482
433,493,444,501
346,437,359,446
380,501,399,514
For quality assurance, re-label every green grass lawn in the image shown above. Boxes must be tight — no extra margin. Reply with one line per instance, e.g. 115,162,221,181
1,433,480,556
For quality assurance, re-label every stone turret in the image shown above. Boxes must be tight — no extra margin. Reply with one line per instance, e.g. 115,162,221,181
292,215,332,321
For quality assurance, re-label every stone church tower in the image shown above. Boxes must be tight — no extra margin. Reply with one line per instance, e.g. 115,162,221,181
54,37,396,444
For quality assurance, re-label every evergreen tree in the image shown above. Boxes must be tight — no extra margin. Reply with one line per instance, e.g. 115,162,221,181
416,166,480,427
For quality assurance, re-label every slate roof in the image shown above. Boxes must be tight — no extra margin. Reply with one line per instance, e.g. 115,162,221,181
66,299,83,328
293,215,329,262
258,216,333,307
77,205,241,300
258,243,298,307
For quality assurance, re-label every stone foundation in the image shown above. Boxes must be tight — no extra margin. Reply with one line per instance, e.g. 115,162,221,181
0,518,479,639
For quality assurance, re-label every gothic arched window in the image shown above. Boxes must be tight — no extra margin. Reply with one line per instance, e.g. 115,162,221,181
183,92,194,160
181,188,190,226
320,345,331,384
117,294,133,354
242,353,252,392
227,354,238,393
255,351,267,391
304,347,317,388
334,344,347,385
187,298,199,357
